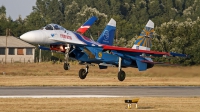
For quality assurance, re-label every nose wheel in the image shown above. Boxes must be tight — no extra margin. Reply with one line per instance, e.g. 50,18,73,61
64,63,70,70
79,65,89,79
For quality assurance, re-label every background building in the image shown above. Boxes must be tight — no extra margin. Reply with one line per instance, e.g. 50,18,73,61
0,36,35,63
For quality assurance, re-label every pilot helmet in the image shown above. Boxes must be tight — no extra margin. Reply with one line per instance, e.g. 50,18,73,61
55,25,59,29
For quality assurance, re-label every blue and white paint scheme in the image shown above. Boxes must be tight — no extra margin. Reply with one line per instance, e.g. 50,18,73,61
20,18,188,82
97,18,116,46
20,19,116,47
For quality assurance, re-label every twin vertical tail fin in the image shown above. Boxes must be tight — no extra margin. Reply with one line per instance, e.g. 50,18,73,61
132,20,154,71
97,18,116,46
76,16,98,34
97,18,116,69
132,20,154,51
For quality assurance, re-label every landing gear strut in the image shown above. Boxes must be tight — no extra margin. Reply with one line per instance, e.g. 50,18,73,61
64,44,70,70
118,57,126,81
79,65,89,79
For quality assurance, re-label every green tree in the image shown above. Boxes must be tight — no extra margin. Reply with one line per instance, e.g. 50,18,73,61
0,5,7,35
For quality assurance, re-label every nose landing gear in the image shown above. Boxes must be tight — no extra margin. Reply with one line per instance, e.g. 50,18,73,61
63,44,70,70
64,63,70,70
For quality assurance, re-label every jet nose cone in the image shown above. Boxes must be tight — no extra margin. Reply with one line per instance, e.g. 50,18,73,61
20,31,35,43
20,30,43,44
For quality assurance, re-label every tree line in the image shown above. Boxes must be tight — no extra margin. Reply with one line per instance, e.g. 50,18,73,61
0,0,200,65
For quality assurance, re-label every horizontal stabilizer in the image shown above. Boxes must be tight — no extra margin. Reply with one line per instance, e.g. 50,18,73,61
98,65,108,69
136,60,147,71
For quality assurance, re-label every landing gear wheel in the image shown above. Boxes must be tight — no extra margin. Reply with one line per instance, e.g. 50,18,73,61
64,63,70,70
79,68,88,79
118,70,126,81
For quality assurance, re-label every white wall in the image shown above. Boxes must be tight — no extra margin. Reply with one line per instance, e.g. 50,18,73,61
0,48,35,63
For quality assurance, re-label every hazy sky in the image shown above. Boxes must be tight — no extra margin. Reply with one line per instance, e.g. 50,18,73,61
0,0,36,20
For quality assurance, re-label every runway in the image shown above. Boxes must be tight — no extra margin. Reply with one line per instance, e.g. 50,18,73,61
0,86,199,98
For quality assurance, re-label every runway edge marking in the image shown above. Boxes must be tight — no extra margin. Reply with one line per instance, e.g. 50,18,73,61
0,95,125,98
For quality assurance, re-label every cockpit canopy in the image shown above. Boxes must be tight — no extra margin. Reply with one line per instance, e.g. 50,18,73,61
42,24,66,31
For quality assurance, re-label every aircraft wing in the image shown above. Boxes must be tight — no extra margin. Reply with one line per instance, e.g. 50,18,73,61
103,45,188,71
76,16,97,34
103,45,188,57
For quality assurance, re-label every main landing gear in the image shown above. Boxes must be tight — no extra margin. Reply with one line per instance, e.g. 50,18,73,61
118,57,126,81
79,65,89,79
63,44,70,70
62,44,125,81
118,70,126,81
77,57,126,81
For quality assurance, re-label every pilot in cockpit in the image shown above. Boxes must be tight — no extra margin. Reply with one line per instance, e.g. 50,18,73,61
44,24,53,30
54,25,60,30
41,24,66,31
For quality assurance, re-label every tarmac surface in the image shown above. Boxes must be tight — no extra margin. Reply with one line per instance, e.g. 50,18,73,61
0,86,200,98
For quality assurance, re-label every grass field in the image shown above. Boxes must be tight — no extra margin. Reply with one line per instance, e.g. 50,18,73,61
0,62,200,112
0,97,199,112
0,62,200,86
